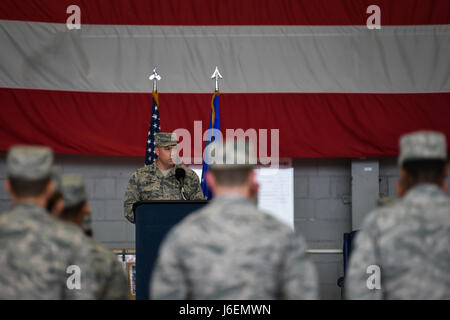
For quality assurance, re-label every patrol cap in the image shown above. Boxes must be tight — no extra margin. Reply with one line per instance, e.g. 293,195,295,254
398,131,447,166
155,132,178,147
61,174,87,207
50,166,63,193
7,145,53,180
208,138,257,170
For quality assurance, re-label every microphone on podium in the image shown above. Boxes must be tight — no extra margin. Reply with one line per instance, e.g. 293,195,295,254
175,168,187,200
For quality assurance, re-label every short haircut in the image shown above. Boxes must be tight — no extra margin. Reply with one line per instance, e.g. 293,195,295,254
61,201,86,219
402,159,446,185
8,176,51,197
210,168,252,187
46,191,63,212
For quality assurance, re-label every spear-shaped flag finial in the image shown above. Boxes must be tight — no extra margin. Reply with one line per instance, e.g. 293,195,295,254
211,66,223,91
149,68,162,92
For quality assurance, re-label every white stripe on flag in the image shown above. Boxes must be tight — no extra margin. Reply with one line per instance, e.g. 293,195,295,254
1,21,450,93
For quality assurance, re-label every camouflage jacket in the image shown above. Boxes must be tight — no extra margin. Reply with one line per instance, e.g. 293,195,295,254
124,163,205,223
85,236,129,300
0,203,98,299
150,194,318,300
345,184,450,299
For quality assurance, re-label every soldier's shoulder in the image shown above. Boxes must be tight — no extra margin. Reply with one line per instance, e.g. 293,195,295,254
86,237,119,264
181,166,200,179
52,218,90,245
134,164,156,175
360,200,405,235
131,164,157,180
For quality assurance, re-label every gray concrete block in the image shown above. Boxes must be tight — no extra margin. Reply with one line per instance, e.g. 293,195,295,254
294,176,308,198
104,199,125,221
102,242,136,249
94,178,116,199
331,176,350,199
294,198,315,219
0,155,6,178
295,220,351,242
116,178,130,200
379,176,388,198
379,157,398,176
62,162,106,178
309,176,330,199
387,176,399,197
318,284,342,300
293,159,317,176
89,200,107,220
309,253,342,264
446,175,450,197
314,262,340,285
84,178,95,200
306,240,342,250
105,163,141,179
92,221,127,242
125,221,136,242
317,159,350,177
316,199,350,221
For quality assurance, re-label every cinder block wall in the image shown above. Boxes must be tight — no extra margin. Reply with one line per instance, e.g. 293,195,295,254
1,152,448,299
293,158,352,299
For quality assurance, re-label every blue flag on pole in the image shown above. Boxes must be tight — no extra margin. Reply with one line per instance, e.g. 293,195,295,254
145,91,161,165
201,90,220,200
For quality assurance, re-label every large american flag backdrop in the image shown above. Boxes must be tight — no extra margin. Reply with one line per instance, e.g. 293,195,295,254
0,0,449,158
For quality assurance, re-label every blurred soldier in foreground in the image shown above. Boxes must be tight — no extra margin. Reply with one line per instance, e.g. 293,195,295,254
346,131,450,299
60,174,129,300
0,146,96,299
151,139,318,299
46,166,64,217
124,132,204,223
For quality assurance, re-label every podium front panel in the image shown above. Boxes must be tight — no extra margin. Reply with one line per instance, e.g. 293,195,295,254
134,200,208,300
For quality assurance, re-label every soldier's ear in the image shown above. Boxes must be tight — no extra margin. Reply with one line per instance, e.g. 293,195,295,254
155,146,160,156
396,168,407,197
206,171,216,194
44,180,55,198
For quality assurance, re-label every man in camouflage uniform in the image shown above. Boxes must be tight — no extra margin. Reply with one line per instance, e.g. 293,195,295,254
346,131,450,299
150,139,318,299
60,174,129,300
124,132,204,223
46,165,64,217
0,146,97,299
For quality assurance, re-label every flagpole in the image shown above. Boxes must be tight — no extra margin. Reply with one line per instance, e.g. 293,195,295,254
201,67,223,199
145,68,162,166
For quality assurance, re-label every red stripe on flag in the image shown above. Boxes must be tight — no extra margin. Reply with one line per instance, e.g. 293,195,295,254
0,88,449,158
0,0,449,26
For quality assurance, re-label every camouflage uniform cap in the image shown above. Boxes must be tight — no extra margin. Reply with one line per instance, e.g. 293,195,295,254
155,132,178,147
398,131,447,166
61,174,87,207
208,138,257,170
50,166,63,193
7,145,53,180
